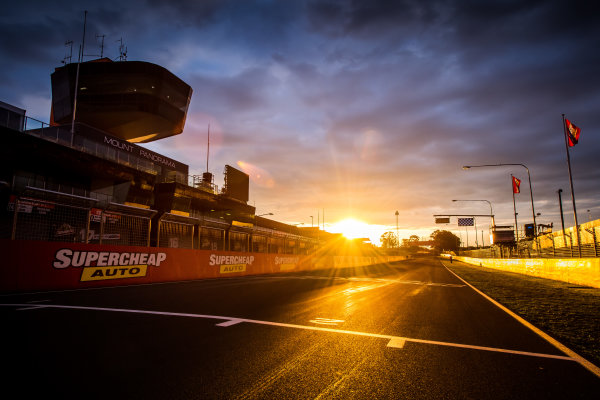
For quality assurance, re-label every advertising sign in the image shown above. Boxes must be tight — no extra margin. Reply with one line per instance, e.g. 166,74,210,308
0,240,315,292
492,230,515,244
223,165,249,202
0,240,408,293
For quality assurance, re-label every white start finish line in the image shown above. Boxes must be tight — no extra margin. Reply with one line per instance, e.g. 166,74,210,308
1,303,575,362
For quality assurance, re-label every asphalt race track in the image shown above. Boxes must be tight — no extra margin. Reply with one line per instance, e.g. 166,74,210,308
2,258,599,399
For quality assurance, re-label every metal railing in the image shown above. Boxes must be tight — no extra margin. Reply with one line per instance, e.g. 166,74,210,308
460,226,599,259
22,117,160,176
13,174,114,206
190,175,219,194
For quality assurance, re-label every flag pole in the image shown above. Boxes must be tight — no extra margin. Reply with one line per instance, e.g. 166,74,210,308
474,216,478,247
511,174,518,243
562,114,581,257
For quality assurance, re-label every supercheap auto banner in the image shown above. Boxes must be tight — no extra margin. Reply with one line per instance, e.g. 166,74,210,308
0,239,316,292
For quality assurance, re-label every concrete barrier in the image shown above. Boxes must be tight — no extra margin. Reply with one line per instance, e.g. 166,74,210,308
447,254,600,288
0,239,407,293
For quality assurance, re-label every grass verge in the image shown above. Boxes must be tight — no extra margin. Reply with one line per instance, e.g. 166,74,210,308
444,260,600,368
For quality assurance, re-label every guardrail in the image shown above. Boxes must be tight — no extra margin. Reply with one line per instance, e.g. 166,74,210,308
450,254,600,288
22,117,160,176
459,224,599,259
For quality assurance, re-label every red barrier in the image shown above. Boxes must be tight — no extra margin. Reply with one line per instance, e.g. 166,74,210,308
0,239,321,292
0,240,406,293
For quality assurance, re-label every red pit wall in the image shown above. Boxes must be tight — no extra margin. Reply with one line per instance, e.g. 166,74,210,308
0,239,319,293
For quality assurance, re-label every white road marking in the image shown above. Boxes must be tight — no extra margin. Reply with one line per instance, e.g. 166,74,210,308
255,275,465,288
0,303,576,362
16,299,52,310
387,338,406,348
341,282,393,295
442,261,600,378
216,319,244,327
16,305,49,311
309,318,345,326
0,276,465,299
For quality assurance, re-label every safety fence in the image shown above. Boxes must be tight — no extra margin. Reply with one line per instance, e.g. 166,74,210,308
88,208,152,247
2,197,154,246
537,224,599,258
459,223,599,259
1,196,319,255
158,219,194,249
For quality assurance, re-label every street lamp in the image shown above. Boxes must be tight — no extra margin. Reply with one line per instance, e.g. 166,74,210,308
256,212,273,217
463,163,539,250
310,216,314,227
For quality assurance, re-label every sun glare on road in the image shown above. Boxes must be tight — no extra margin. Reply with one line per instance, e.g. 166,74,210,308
330,218,372,240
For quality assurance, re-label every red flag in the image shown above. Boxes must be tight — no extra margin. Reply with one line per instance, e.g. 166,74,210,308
565,118,581,147
512,176,521,194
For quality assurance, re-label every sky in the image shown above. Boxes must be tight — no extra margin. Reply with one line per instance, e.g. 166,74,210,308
1,0,599,245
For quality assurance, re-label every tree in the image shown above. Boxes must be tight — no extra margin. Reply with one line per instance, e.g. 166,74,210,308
430,230,460,252
380,231,398,249
401,234,421,248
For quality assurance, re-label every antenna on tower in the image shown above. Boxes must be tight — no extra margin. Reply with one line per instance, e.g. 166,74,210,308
96,34,105,58
84,33,105,59
201,124,214,187
115,38,127,61
206,123,210,173
62,40,73,64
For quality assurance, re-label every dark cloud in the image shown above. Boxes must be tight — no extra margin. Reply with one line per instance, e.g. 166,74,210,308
189,67,277,112
1,0,598,238
144,0,224,27
306,0,443,38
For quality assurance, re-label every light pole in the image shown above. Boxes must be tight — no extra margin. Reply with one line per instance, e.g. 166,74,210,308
395,210,399,248
310,216,314,227
463,164,538,246
557,189,567,246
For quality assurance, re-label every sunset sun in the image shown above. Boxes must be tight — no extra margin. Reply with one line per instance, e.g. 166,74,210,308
330,218,372,240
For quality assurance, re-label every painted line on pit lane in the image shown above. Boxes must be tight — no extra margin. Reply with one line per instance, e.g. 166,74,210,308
15,299,51,311
0,303,575,362
241,275,465,287
442,261,600,378
216,318,244,327
15,305,50,311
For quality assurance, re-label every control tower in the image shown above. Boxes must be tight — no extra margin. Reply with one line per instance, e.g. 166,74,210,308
50,58,193,143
